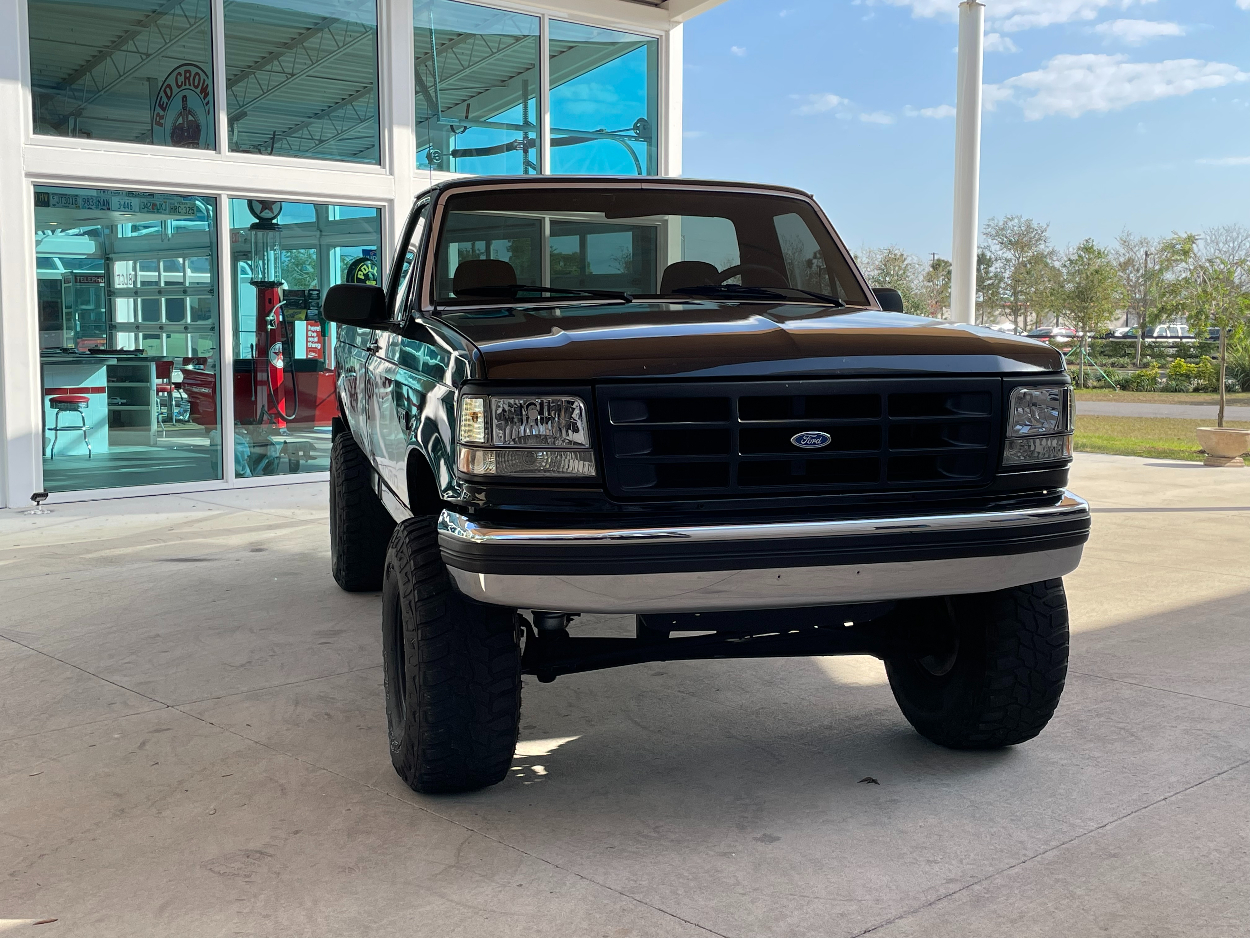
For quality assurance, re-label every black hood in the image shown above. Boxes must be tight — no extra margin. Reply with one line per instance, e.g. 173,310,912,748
435,301,1065,381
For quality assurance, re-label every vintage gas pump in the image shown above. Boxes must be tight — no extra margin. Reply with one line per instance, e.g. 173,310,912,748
245,199,296,429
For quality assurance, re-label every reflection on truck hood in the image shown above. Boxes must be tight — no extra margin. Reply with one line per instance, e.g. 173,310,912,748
436,301,1065,381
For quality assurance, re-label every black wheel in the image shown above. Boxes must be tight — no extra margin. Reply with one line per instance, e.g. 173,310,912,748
885,579,1069,749
382,517,521,794
329,430,395,592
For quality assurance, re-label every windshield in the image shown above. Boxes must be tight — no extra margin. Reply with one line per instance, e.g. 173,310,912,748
430,186,870,308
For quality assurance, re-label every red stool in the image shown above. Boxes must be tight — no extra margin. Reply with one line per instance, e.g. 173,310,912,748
48,394,91,459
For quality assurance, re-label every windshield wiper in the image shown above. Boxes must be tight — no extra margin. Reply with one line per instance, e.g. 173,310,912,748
453,284,633,303
673,283,846,307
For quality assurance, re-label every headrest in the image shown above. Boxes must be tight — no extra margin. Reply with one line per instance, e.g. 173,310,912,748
452,258,518,297
660,260,721,295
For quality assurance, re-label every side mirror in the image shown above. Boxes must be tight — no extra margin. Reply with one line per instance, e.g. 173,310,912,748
872,287,905,313
322,283,389,326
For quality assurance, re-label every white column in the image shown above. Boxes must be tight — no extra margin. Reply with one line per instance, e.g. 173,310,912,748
662,23,683,177
950,0,984,325
0,0,42,509
387,0,417,234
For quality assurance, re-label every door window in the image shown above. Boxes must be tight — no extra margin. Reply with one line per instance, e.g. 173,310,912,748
34,186,222,493
228,199,381,477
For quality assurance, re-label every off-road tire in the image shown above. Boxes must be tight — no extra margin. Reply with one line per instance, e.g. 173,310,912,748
329,431,394,592
382,516,521,794
885,579,1069,749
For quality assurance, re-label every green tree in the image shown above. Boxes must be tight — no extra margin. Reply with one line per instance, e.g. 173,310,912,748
976,248,1005,326
983,216,1056,332
280,248,318,289
922,256,952,318
1062,240,1122,387
856,246,926,317
1188,225,1250,427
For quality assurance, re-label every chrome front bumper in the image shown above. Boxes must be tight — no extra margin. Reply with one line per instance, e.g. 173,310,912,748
438,492,1091,614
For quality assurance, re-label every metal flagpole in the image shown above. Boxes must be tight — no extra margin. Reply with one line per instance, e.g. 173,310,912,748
950,1,985,325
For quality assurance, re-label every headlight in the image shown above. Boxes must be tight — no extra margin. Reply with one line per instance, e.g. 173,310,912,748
1003,386,1073,467
456,395,596,478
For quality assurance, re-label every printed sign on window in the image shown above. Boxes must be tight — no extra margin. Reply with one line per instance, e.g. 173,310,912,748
153,64,214,149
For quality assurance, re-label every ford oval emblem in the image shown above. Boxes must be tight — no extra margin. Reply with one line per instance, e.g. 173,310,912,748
791,431,832,450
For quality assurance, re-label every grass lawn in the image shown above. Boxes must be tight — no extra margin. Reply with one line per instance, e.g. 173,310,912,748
1075,390,1250,405
1075,415,1250,463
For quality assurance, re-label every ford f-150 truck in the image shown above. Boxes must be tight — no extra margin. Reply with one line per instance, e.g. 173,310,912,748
321,176,1091,794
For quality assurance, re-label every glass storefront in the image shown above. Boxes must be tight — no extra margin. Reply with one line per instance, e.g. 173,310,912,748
34,186,222,492
26,1,661,175
16,0,673,498
29,0,215,149
224,0,380,164
414,0,541,175
228,200,381,477
549,20,657,176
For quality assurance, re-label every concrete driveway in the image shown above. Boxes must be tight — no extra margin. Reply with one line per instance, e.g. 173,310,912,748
2,455,1248,937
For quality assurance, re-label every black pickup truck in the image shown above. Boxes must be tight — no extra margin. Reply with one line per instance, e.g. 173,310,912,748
322,176,1091,794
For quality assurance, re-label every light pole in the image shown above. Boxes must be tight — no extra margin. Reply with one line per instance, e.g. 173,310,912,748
950,0,985,325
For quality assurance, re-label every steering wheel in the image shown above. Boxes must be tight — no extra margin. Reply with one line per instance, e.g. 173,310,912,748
716,263,789,288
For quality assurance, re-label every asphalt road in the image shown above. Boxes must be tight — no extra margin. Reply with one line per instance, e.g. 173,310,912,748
3,456,1249,937
1078,400,1250,420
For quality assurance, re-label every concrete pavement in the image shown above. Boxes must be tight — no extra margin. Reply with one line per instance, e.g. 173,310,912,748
2,455,1248,937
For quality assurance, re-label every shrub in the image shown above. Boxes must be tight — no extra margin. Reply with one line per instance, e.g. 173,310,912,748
1121,362,1161,392
1228,335,1250,392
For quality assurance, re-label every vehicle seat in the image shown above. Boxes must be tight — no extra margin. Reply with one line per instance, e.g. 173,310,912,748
660,260,721,295
453,259,517,297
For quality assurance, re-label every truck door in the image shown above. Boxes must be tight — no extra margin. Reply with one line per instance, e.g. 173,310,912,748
335,322,373,446
365,200,431,500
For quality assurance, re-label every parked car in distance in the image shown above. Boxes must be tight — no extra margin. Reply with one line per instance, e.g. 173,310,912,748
1145,324,1193,340
1103,327,1136,339
1208,327,1222,341
989,323,1024,335
1027,326,1078,342
322,175,1091,794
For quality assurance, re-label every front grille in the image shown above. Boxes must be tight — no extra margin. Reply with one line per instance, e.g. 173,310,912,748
597,379,1001,498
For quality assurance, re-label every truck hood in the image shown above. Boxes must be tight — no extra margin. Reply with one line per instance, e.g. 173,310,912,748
435,301,1064,381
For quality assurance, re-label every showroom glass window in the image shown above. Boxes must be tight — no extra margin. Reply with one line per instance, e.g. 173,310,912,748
33,186,222,493
223,0,380,164
549,20,658,176
28,0,215,148
228,199,381,477
413,0,540,175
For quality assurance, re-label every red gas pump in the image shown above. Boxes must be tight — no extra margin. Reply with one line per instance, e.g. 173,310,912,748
246,199,295,430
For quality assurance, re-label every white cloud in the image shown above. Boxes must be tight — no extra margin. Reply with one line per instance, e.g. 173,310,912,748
983,33,1020,53
1198,155,1250,165
860,111,897,124
904,103,957,118
730,45,746,56
791,93,848,115
867,0,1159,32
1239,0,1250,9
683,130,706,139
1094,19,1185,44
985,54,1249,120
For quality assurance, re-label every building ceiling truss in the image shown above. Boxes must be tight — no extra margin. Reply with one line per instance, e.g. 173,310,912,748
226,13,376,121
267,86,377,159
39,0,205,133
417,29,533,122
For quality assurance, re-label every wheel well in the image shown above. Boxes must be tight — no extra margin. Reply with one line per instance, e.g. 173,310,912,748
406,451,441,518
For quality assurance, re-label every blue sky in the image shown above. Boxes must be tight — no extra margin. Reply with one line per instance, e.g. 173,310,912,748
682,0,1250,259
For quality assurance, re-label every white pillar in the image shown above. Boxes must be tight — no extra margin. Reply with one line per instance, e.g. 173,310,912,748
662,23,684,177
950,0,984,325
0,0,42,509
